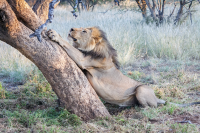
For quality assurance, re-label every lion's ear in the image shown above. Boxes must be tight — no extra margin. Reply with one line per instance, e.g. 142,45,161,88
88,27,103,44
94,37,102,44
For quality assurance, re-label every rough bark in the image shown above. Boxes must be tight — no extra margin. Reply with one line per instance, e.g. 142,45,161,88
83,0,90,10
136,0,147,18
6,0,43,31
145,0,157,20
0,0,110,121
160,0,165,23
33,0,60,23
174,0,185,24
91,0,98,11
33,0,52,23
158,0,165,23
25,0,37,7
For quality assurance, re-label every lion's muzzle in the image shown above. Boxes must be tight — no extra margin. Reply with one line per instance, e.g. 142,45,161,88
68,34,77,41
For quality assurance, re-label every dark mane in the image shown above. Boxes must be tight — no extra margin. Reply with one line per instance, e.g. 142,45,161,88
79,27,120,69
79,49,105,59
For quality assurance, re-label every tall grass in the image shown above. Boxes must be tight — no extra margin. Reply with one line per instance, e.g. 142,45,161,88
0,3,200,83
48,4,200,62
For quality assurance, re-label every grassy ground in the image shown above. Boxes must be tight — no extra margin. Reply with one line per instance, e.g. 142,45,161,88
0,2,200,132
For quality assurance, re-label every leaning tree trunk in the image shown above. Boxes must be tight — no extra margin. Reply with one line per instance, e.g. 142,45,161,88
0,0,110,121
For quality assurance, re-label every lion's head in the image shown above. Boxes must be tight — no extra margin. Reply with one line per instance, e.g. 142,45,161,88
68,27,120,69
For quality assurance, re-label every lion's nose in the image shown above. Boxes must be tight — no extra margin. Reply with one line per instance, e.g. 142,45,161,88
70,28,74,32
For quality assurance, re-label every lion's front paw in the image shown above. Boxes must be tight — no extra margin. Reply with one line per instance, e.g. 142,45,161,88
47,29,60,42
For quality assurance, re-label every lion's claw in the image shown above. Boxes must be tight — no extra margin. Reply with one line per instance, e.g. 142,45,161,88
47,29,59,42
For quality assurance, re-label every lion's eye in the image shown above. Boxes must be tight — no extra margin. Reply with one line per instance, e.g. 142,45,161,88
83,30,87,33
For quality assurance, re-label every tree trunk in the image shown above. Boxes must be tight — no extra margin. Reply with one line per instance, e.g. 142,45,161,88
25,0,37,7
32,0,52,23
136,0,147,18
174,0,185,25
0,0,110,121
83,0,90,11
145,0,157,21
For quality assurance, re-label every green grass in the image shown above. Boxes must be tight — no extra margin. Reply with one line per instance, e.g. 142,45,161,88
170,123,199,133
2,107,81,128
0,83,16,99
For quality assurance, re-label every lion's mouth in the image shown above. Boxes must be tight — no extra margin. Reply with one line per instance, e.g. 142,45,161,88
68,34,77,41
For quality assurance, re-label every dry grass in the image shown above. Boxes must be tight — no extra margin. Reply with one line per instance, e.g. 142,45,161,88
1,4,200,75
0,3,200,133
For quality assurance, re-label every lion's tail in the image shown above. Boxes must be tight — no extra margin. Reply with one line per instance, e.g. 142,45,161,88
156,99,200,107
157,99,166,105
169,102,200,107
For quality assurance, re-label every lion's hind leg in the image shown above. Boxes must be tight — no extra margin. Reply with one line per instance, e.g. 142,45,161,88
135,85,158,107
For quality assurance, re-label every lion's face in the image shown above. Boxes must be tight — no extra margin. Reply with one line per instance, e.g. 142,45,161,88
68,27,102,51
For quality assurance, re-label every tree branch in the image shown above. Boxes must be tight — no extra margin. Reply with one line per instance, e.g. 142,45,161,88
71,0,87,18
168,3,176,20
0,0,22,45
114,0,120,6
30,0,60,42
91,0,98,11
159,0,165,23
174,0,185,24
33,0,60,23
136,0,147,18
25,0,37,7
152,0,157,11
188,0,193,24
145,0,157,20
6,0,42,31
71,0,79,18
136,0,142,10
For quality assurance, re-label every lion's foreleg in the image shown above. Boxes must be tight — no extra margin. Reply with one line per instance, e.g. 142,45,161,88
47,29,90,69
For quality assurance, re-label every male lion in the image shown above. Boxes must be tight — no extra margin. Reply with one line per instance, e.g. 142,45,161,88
47,27,199,107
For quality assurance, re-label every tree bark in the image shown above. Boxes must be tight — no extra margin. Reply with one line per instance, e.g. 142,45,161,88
33,0,52,23
83,0,90,11
145,0,157,20
26,0,37,7
136,0,147,18
0,0,110,121
32,0,59,23
174,0,185,25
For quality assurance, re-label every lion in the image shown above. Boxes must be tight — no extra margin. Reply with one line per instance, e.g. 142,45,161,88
47,27,200,107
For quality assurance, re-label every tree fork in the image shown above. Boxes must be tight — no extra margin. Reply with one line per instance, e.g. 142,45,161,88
0,0,110,121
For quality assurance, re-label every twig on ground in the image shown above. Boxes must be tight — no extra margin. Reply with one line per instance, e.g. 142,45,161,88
196,92,200,95
176,119,192,124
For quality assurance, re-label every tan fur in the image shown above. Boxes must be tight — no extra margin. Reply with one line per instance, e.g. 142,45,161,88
47,27,165,107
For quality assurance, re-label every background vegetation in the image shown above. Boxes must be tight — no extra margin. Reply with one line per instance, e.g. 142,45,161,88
0,1,200,132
